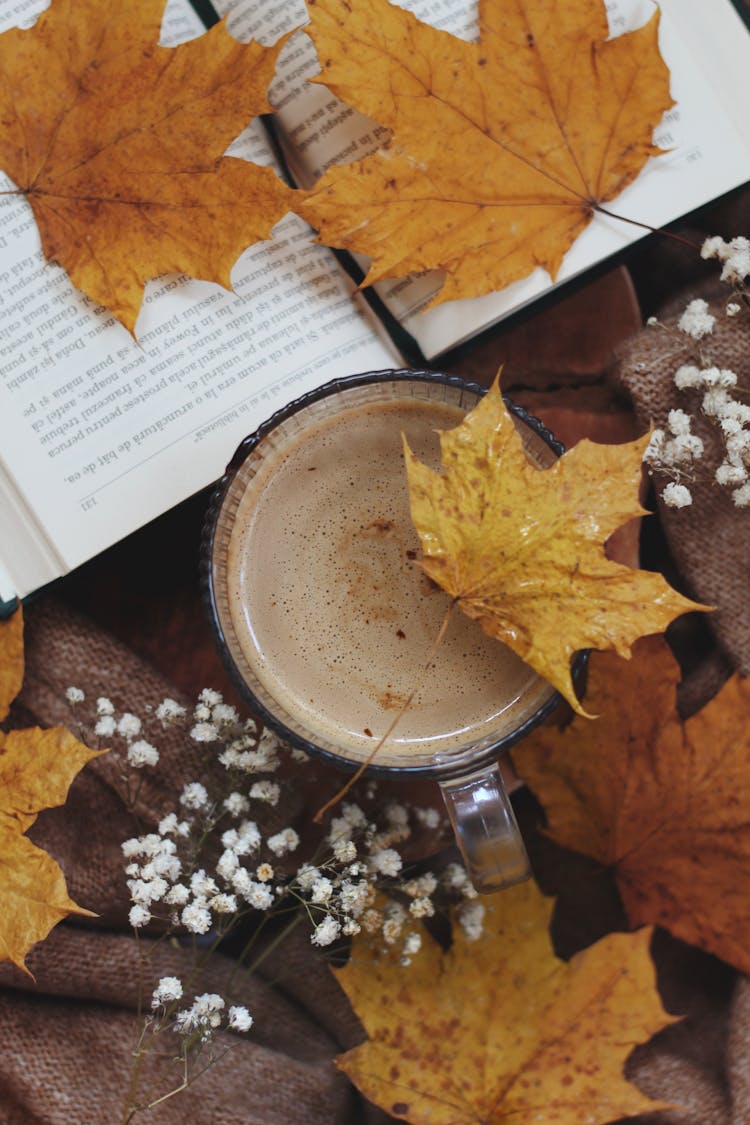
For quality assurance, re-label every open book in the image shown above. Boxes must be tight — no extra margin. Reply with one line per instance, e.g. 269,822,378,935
1,0,750,608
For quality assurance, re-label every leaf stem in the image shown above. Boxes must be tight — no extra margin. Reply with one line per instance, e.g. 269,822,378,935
313,600,457,823
592,203,701,252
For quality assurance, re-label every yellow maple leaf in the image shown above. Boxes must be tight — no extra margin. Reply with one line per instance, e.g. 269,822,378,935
335,881,674,1124
0,725,103,973
0,607,23,723
301,0,672,305
402,379,705,714
0,0,296,333
515,635,750,975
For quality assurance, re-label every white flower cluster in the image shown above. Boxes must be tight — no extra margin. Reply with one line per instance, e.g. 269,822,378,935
643,237,750,510
150,980,253,1043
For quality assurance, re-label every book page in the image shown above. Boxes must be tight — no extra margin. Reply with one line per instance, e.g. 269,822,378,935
218,0,750,359
0,0,402,603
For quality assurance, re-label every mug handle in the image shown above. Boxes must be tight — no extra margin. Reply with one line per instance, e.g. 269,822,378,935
439,761,530,893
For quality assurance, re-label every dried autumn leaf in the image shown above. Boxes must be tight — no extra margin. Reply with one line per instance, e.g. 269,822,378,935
336,881,673,1124
515,635,750,975
402,378,704,714
0,0,296,332
0,606,23,722
301,0,672,305
0,725,103,972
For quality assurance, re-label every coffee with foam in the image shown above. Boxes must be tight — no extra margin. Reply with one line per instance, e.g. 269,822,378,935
225,393,556,766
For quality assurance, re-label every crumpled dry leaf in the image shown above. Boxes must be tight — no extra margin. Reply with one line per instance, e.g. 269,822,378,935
0,725,103,973
0,0,296,332
515,634,750,974
301,0,672,305
403,378,705,714
0,607,23,722
335,880,674,1124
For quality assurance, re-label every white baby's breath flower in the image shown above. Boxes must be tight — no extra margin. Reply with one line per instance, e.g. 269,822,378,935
223,792,250,817
667,408,692,436
181,902,212,934
117,713,142,739
65,686,85,704
414,806,441,829
727,302,742,317
733,482,750,507
295,864,320,892
235,820,262,855
678,298,715,339
190,870,219,899
369,848,402,878
158,812,190,838
409,896,434,919
199,689,223,708
673,365,702,390
95,715,116,738
211,893,238,914
151,977,183,1007
96,697,114,716
165,884,190,906
249,780,281,806
129,904,151,929
311,877,334,905
267,828,300,856
661,481,693,509
332,838,357,863
228,1005,253,1033
701,235,728,260
156,698,187,723
216,848,239,881
255,862,274,882
311,915,341,947
702,388,732,418
190,721,219,743
716,462,748,486
212,703,239,725
126,739,160,769
180,782,209,810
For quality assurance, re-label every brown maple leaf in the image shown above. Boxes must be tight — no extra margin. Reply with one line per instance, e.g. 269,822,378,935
335,881,674,1124
0,0,296,333
301,0,672,305
515,635,750,974
402,378,705,714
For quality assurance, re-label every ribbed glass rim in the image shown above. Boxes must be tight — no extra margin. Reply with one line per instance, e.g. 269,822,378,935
202,368,585,780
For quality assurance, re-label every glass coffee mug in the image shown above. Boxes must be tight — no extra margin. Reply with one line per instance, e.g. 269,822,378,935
203,369,569,893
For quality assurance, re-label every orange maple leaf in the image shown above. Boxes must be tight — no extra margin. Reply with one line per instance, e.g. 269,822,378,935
301,0,672,305
0,725,104,973
402,379,705,714
0,607,23,723
335,881,675,1124
0,606,103,972
515,635,750,974
0,0,296,333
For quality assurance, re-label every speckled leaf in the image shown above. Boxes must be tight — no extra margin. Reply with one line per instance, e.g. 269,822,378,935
403,378,705,714
335,880,674,1123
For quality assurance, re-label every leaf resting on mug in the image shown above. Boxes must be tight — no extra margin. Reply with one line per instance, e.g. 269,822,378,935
515,635,750,975
0,0,296,334
402,379,707,713
335,881,674,1124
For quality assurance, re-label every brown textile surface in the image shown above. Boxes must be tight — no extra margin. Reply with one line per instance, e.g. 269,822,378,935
611,284,749,707
0,597,388,1125
2,596,750,1124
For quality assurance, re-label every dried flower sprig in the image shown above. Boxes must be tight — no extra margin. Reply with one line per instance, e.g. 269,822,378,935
643,236,750,509
65,685,480,1120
